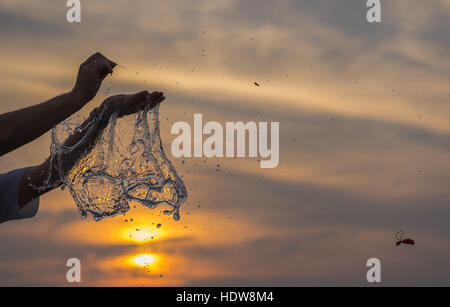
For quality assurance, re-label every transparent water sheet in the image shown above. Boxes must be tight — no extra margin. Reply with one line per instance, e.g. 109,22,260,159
48,104,187,221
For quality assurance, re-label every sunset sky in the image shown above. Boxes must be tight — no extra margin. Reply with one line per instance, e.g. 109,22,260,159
1,0,450,286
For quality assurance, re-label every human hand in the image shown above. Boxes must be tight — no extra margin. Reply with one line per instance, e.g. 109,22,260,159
72,52,117,105
98,90,165,120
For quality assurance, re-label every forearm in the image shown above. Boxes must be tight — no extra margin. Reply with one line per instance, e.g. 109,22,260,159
0,91,85,156
16,108,108,208
18,160,57,207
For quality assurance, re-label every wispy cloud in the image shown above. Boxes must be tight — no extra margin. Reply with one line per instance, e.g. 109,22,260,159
0,0,449,286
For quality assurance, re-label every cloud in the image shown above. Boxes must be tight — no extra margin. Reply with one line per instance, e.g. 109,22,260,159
0,0,449,286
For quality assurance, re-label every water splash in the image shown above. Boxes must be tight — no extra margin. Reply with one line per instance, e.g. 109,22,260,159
47,103,187,221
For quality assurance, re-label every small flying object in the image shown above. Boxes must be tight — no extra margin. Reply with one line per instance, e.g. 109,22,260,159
395,230,415,246
254,82,260,87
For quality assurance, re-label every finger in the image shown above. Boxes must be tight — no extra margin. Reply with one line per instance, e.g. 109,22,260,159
93,53,117,69
95,60,114,81
82,52,102,66
115,91,147,117
149,91,165,105
87,52,116,73
131,90,150,105
149,91,163,100
122,91,149,109
109,59,118,69
138,90,150,100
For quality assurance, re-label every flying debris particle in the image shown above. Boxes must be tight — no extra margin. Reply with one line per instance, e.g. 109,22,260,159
398,238,415,246
156,223,162,229
395,230,415,247
254,82,260,87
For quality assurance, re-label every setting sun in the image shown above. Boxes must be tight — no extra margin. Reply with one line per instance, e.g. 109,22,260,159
1,0,450,288
131,254,157,267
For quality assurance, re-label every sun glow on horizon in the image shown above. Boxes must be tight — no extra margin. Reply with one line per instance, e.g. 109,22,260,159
131,254,157,267
122,225,165,243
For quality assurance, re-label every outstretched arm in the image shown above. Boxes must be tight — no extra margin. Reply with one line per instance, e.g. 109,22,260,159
0,52,117,156
17,90,165,207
